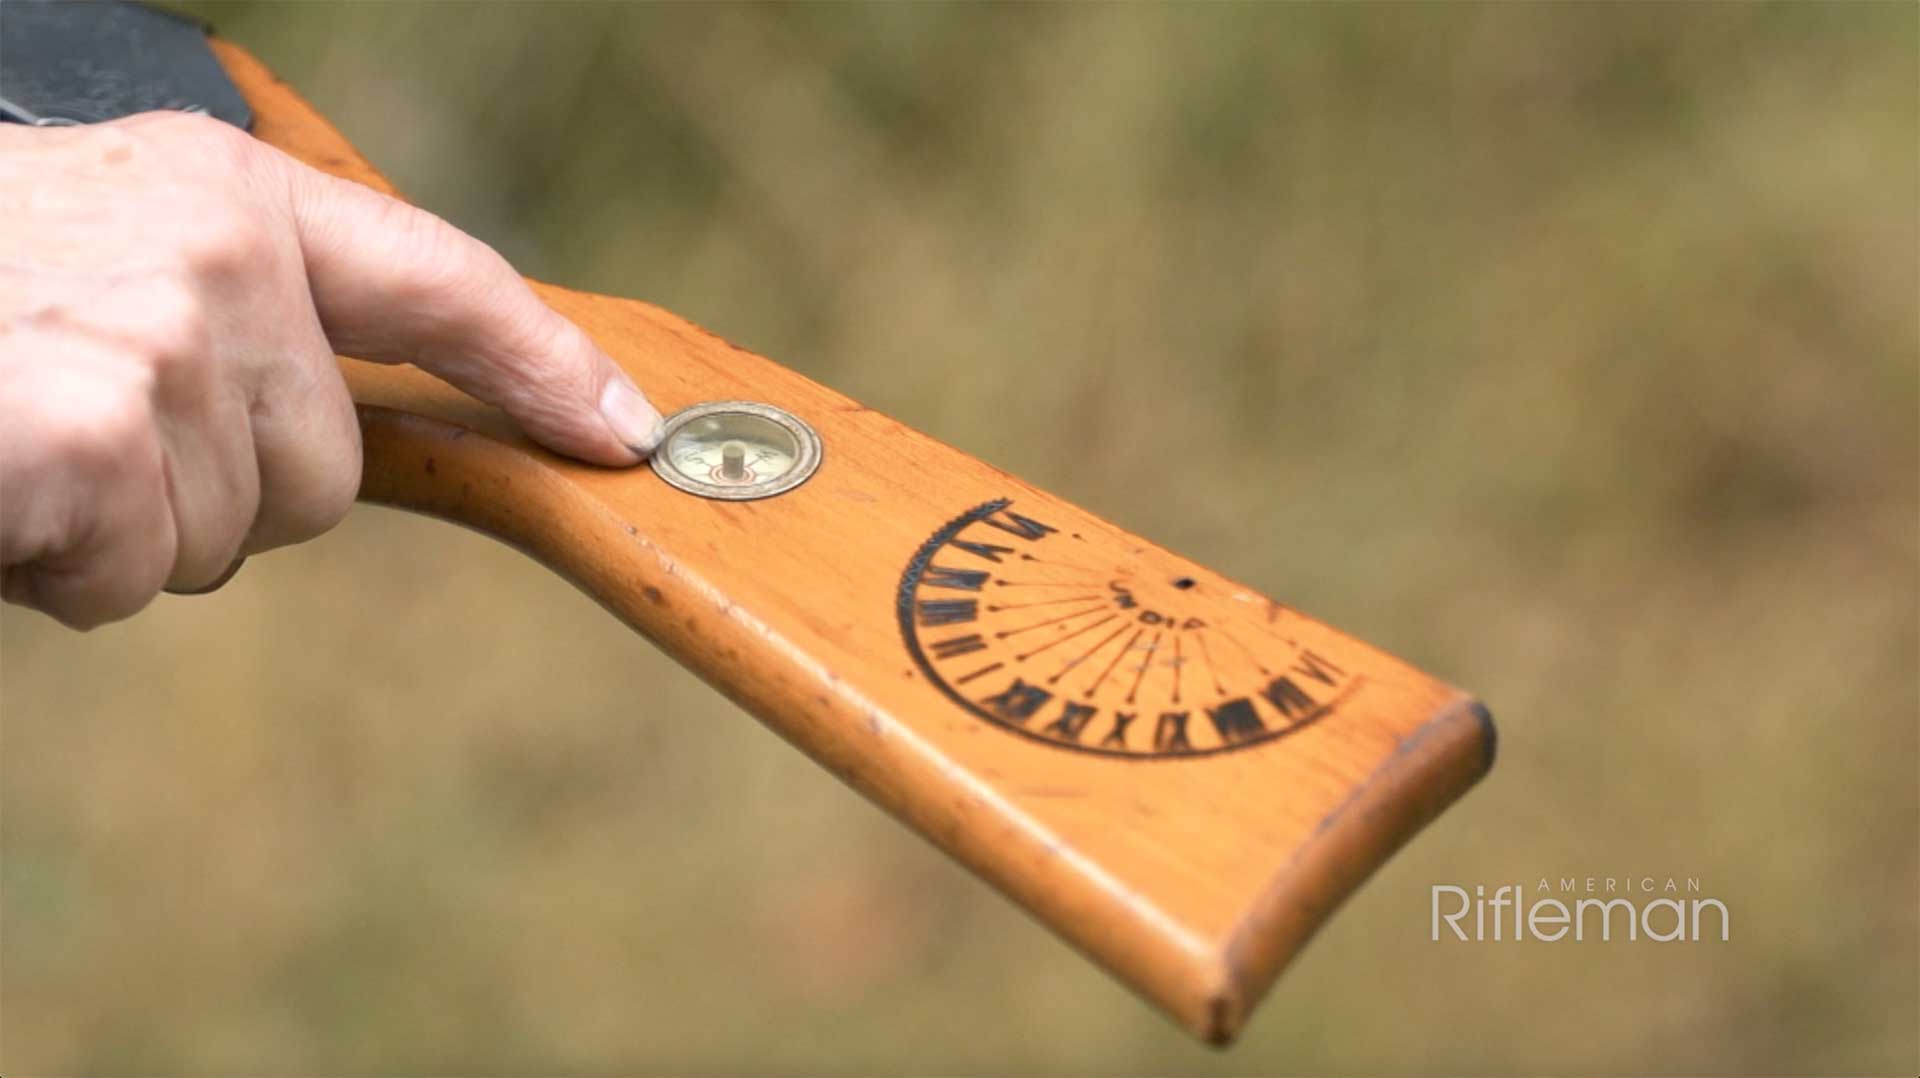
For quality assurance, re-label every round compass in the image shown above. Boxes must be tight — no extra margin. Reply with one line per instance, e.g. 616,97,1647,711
650,401,822,501
897,499,1358,758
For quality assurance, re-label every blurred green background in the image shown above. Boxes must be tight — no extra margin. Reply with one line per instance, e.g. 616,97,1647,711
2,2,1915,1073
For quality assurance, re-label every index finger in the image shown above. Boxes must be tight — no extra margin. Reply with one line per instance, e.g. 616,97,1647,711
282,160,664,465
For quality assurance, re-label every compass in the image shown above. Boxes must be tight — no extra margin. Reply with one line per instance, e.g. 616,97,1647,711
649,401,822,501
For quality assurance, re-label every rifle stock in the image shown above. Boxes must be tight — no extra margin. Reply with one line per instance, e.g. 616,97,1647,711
211,39,1494,1044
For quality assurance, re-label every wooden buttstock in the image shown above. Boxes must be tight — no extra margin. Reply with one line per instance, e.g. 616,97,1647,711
212,40,1494,1044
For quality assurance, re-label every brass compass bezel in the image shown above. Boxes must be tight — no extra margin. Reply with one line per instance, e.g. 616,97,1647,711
649,400,823,501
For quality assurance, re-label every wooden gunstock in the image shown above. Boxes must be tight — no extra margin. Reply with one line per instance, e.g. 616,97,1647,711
212,40,1494,1044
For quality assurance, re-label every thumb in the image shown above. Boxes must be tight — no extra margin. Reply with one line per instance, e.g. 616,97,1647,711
281,160,663,465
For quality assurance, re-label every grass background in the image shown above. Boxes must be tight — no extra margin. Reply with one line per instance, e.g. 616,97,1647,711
2,2,1915,1073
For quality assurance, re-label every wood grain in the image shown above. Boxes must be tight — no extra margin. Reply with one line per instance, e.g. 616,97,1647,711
211,39,1493,1044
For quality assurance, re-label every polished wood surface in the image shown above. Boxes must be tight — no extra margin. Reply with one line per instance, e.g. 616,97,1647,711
212,40,1493,1044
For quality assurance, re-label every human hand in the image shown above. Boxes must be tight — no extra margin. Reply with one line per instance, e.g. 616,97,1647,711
0,111,665,629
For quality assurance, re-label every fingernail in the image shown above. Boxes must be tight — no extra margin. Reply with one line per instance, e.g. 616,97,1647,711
600,377,666,459
1,567,36,608
163,557,248,596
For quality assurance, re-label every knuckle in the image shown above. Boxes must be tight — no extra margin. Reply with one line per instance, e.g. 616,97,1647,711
541,320,603,401
163,493,253,593
15,498,172,633
247,365,363,550
124,109,253,158
126,274,214,377
281,433,363,546
299,455,362,540
174,201,274,281
504,305,583,377
43,374,155,470
63,562,167,631
76,118,143,159
60,598,129,633
377,199,489,305
98,114,279,280
173,538,249,594
109,111,259,188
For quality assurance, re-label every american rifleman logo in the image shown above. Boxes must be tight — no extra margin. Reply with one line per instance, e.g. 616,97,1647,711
1432,877,1730,942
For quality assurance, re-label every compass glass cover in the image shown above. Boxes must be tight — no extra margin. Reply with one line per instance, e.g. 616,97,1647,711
663,412,800,487
649,401,822,500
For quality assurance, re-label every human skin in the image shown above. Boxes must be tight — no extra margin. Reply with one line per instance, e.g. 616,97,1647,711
0,111,665,630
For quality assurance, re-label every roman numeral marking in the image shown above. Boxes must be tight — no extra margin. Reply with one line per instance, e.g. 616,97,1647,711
980,678,1052,724
1153,711,1193,753
950,538,1015,563
1100,712,1137,750
1042,701,1099,742
1262,675,1317,720
917,598,979,626
1206,697,1267,745
954,661,1003,685
981,510,1058,542
923,565,989,591
1291,649,1344,688
929,634,989,660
